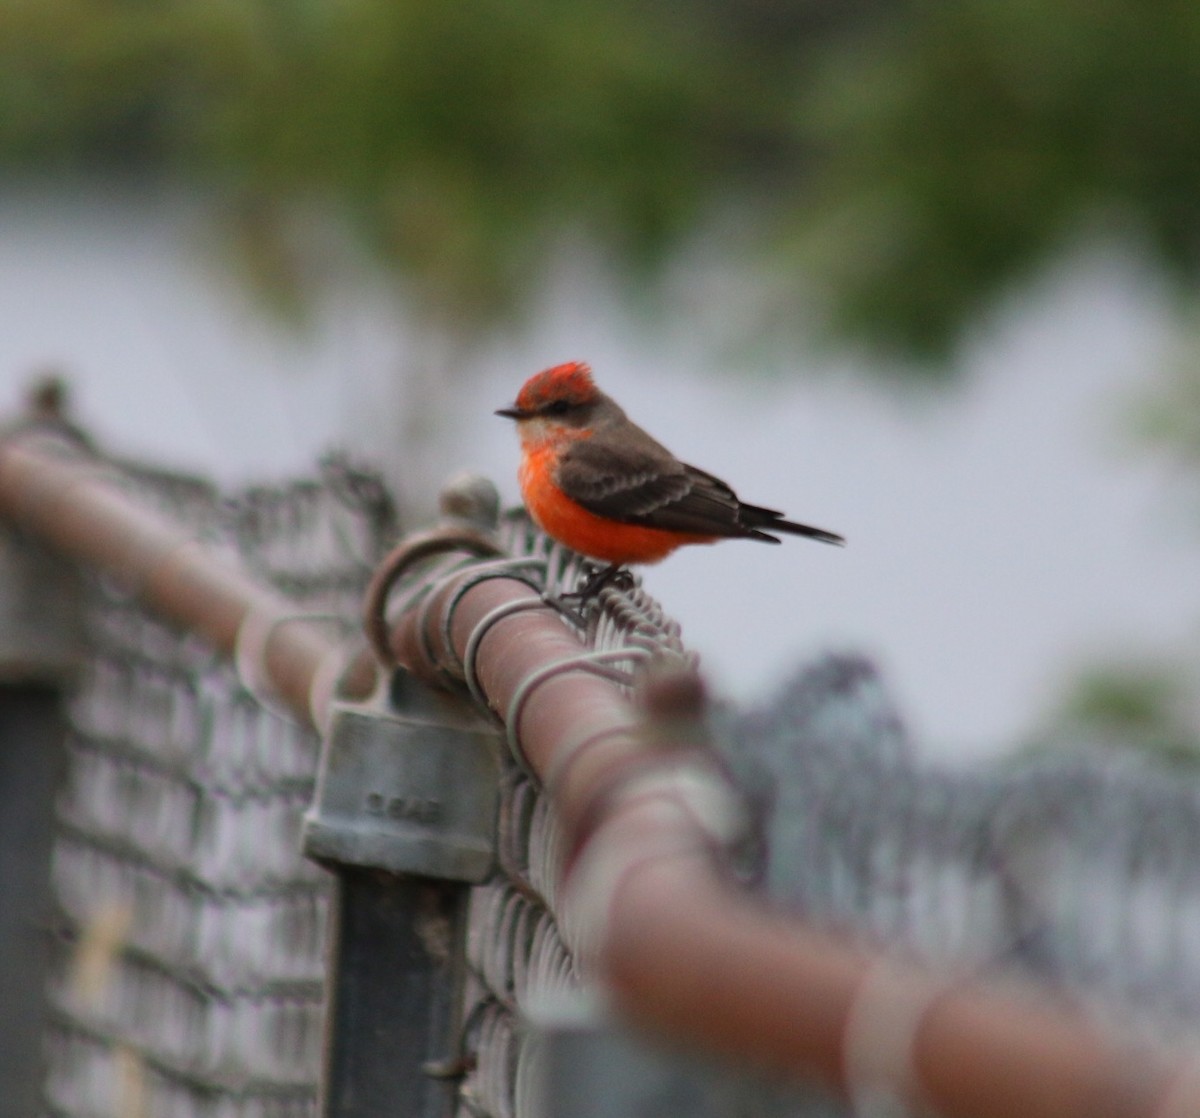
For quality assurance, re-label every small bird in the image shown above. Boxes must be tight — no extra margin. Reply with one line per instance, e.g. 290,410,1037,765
496,362,843,593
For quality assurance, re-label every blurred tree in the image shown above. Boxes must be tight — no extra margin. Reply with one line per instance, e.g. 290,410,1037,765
0,0,813,328
791,1,1200,360
1030,657,1200,767
1133,315,1200,488
3,0,1199,363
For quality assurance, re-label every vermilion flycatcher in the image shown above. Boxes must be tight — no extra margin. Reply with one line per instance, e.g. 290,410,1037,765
496,362,843,588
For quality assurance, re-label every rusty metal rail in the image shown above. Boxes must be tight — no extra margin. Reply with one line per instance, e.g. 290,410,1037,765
2,426,1199,1117
0,429,375,730
385,556,1200,1118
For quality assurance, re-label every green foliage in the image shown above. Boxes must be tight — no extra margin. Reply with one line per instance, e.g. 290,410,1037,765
1035,658,1200,767
792,0,1200,359
0,0,805,325
3,0,1200,357
1131,317,1200,482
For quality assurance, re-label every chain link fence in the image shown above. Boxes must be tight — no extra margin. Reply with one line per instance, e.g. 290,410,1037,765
39,457,394,1117
0,446,1197,1116
737,663,1200,1044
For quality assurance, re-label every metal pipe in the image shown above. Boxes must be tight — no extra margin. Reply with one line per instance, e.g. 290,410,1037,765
389,564,1199,1118
0,431,375,729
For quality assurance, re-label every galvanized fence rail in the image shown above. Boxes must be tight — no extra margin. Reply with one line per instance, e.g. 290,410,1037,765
0,418,1197,1118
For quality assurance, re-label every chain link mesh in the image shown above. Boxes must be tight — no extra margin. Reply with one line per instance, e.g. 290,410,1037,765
33,457,1200,1118
42,456,394,1118
735,658,1200,1045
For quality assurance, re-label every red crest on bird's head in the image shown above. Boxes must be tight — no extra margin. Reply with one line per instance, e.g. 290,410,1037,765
515,362,597,413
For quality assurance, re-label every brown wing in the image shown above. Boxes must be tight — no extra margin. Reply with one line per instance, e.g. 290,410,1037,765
556,436,774,540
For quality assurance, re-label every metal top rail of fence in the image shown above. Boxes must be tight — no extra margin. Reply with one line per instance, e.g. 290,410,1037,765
0,418,1197,1118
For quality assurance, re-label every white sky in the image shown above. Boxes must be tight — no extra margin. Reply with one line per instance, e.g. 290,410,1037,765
1,190,1196,761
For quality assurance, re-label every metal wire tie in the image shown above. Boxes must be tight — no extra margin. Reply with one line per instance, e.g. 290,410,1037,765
436,556,549,678
234,607,353,722
396,554,498,672
362,526,503,668
595,764,746,853
462,596,557,712
842,958,953,1115
307,640,364,737
504,647,652,782
560,808,708,963
541,721,643,802
557,762,745,959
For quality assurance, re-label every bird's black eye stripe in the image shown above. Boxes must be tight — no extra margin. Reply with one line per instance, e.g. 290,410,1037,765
543,399,574,416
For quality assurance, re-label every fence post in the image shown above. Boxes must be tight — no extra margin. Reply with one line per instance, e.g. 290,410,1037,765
0,516,83,1117
303,674,501,1117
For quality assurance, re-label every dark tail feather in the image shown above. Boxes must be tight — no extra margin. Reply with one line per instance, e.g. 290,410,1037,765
772,518,845,546
741,503,845,546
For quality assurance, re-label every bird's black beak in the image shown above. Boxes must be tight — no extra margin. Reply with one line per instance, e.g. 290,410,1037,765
495,405,525,420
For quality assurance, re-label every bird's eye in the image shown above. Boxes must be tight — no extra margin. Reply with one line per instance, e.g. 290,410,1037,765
545,400,573,416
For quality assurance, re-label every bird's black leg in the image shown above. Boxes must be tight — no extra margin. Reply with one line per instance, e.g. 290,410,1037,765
572,563,628,601
544,564,635,626
555,562,632,603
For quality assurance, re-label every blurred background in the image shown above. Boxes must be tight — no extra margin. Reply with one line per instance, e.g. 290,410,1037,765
1,0,1198,762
